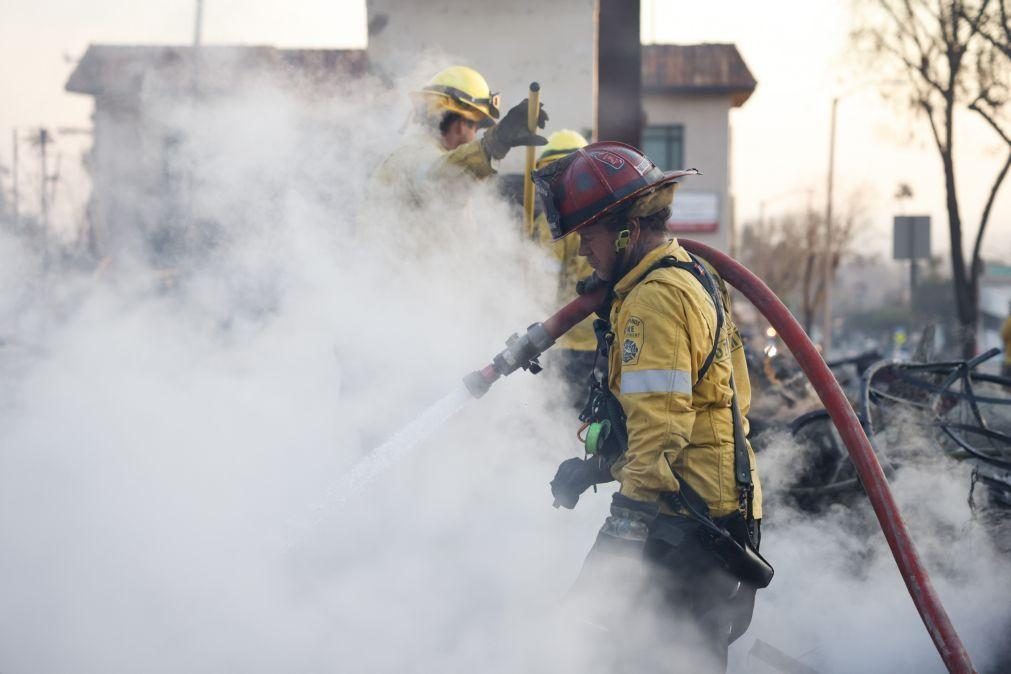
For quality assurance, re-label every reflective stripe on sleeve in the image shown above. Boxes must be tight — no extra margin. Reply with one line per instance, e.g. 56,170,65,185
620,369,692,395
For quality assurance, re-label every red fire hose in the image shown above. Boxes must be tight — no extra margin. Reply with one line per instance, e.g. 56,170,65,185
463,239,970,670
679,239,975,674
464,241,975,673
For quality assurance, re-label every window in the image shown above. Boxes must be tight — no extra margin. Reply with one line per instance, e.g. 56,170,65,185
642,125,684,171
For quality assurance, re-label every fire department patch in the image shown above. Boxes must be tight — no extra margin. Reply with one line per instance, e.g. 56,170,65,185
590,150,625,171
622,316,644,364
622,339,639,364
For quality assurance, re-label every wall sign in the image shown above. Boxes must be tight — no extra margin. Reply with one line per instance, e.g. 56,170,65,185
667,191,719,233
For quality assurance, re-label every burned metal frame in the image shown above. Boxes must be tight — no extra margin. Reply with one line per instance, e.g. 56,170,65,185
860,348,1011,470
771,348,1011,503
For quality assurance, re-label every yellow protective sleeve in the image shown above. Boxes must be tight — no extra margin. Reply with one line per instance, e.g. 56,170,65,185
429,137,495,182
611,282,697,502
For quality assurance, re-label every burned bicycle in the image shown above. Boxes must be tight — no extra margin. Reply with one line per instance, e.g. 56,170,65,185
759,348,1011,513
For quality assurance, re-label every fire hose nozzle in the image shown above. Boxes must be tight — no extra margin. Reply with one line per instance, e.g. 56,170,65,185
463,286,606,401
463,368,496,399
464,323,556,399
492,323,555,377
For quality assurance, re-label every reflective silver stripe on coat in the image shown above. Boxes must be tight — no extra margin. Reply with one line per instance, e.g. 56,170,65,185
620,369,693,395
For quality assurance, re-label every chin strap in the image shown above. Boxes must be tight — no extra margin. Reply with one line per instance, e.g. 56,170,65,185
609,227,636,288
614,228,630,254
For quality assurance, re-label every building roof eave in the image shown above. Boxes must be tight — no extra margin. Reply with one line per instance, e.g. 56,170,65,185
641,43,758,108
642,84,756,107
64,44,369,97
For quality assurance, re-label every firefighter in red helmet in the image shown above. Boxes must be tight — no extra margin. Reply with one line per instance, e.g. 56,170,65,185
536,142,769,673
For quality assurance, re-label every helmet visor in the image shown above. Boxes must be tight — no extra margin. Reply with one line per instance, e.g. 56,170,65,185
534,175,564,240
422,84,500,119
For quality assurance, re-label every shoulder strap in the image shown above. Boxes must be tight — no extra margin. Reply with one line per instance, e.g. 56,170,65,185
637,254,724,384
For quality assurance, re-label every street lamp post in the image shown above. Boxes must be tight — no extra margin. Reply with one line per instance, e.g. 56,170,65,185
11,128,18,228
820,80,902,356
822,96,838,356
194,0,204,47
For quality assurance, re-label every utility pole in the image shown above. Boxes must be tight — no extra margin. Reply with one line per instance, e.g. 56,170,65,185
595,0,642,146
11,128,18,228
821,96,838,356
38,128,50,257
820,81,902,355
194,0,204,47
49,153,62,216
192,0,205,93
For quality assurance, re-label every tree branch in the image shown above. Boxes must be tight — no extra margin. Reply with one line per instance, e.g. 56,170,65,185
968,98,1011,144
966,0,1011,56
970,149,1011,279
1002,0,1011,44
978,25,1011,56
920,98,948,154
895,0,929,46
877,38,950,98
886,0,942,68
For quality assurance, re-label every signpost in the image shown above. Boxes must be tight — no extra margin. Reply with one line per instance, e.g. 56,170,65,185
893,215,931,314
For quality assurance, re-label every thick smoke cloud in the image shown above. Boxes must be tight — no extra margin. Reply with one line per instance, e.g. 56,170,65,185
0,52,1008,674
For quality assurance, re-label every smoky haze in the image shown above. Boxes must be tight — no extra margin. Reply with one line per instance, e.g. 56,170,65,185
0,52,1008,674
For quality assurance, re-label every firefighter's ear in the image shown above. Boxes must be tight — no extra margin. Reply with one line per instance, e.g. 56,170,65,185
627,216,642,247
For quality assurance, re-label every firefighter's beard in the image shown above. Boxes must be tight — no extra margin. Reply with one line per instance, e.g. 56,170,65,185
580,238,619,281
585,253,611,280
603,233,668,284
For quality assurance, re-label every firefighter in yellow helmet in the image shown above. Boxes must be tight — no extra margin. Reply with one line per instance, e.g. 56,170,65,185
370,66,548,207
527,130,597,403
537,142,768,672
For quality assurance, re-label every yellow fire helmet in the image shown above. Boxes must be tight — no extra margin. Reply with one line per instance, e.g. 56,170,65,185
536,129,589,169
410,66,501,128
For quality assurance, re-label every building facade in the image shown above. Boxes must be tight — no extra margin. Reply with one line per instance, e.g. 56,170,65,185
641,43,756,254
65,45,365,262
366,0,756,253
67,15,755,258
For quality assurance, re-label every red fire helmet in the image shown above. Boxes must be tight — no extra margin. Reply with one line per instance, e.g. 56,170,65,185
532,141,699,240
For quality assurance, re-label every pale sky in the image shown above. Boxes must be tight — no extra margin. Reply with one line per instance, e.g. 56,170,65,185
1,0,1008,260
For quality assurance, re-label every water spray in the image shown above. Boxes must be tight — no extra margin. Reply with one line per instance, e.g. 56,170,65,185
322,283,608,518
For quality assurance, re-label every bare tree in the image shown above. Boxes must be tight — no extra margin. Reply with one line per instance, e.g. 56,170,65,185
740,198,864,333
855,0,1011,356
963,0,1011,56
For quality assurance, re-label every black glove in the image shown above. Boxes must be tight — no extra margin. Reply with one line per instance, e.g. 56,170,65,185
481,98,549,160
550,456,613,509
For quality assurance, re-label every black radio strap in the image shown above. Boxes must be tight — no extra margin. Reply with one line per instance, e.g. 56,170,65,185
730,374,752,489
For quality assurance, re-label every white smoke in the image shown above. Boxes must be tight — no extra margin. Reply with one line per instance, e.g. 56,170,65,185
0,52,1009,674
741,420,1011,672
